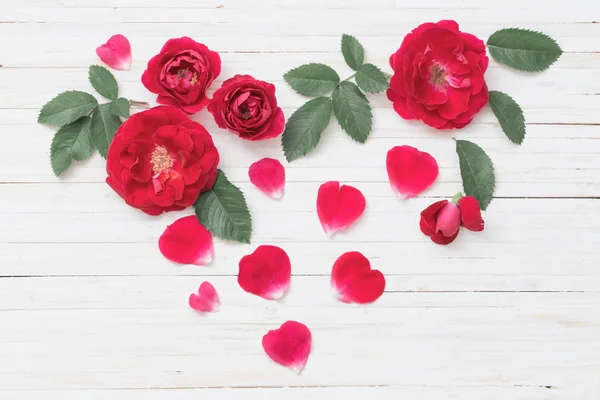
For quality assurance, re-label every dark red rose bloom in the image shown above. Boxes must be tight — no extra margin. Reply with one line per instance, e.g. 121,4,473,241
106,106,219,216
207,74,285,141
142,37,221,114
420,195,484,245
387,20,489,130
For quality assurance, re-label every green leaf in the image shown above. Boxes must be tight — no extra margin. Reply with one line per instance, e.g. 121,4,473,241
332,81,372,143
89,65,119,100
110,97,130,119
50,117,94,176
194,169,252,244
283,63,340,96
486,28,563,72
281,97,333,162
91,103,122,158
38,91,98,127
454,139,495,211
488,90,526,145
341,34,365,71
355,63,389,94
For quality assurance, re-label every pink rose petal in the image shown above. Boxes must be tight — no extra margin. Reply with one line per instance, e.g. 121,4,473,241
238,245,291,300
96,34,132,71
317,181,366,236
386,145,439,198
158,215,214,266
331,251,386,304
262,321,312,373
248,158,285,199
189,281,220,313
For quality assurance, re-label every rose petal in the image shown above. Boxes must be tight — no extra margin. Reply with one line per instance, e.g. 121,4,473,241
96,34,132,71
158,215,214,265
331,251,386,304
238,245,291,300
188,281,220,313
248,158,285,199
262,321,312,373
317,181,366,236
458,195,485,232
386,146,439,198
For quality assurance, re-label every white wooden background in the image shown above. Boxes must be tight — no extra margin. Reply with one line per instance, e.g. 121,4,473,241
1,0,600,398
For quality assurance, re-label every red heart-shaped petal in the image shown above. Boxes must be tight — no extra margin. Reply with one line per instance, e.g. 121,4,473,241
262,321,312,373
386,145,439,198
238,245,291,300
331,251,386,304
317,181,366,236
248,158,285,199
96,34,132,71
188,281,220,313
158,215,214,266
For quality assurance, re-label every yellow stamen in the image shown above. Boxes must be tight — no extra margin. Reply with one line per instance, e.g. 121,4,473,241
150,146,174,173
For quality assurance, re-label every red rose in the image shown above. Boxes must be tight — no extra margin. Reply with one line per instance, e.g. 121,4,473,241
207,74,285,141
420,195,484,245
387,20,489,130
106,106,219,216
142,37,221,114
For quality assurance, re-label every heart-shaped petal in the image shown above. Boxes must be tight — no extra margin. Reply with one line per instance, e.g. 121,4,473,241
331,251,386,304
262,321,312,373
386,145,439,198
189,281,220,313
96,34,132,71
248,158,285,199
317,181,366,236
238,245,291,300
158,215,214,266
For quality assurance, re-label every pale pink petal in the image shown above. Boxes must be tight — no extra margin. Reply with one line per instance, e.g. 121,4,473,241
238,245,291,300
248,158,285,199
316,181,366,236
96,34,132,71
189,281,220,312
386,145,439,198
158,215,214,266
262,321,312,373
331,251,385,304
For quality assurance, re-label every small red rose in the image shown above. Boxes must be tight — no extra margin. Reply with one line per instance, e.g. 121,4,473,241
419,194,484,245
387,20,489,130
142,37,221,114
208,74,285,141
106,106,219,216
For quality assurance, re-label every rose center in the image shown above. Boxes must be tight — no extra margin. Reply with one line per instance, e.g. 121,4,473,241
150,145,174,173
429,63,447,86
238,105,252,120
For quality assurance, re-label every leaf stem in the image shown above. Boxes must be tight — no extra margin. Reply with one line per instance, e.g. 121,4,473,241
129,100,151,109
342,73,356,82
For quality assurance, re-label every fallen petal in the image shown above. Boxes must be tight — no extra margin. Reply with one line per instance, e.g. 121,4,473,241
317,181,366,236
386,145,439,198
262,321,312,373
331,251,385,304
158,215,214,265
96,34,132,71
189,281,220,312
248,158,285,199
458,195,485,232
238,245,291,300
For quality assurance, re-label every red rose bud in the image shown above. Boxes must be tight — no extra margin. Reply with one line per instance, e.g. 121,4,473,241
419,195,484,245
208,75,285,141
142,37,221,114
105,106,219,216
387,20,489,130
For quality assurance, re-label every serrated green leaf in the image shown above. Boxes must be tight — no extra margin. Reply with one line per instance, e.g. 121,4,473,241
355,63,389,94
486,28,563,72
282,97,333,162
454,139,495,210
341,34,365,71
488,90,526,145
50,117,94,176
332,81,372,143
284,63,340,96
110,97,130,119
194,169,252,244
89,65,119,100
91,103,122,158
38,91,98,127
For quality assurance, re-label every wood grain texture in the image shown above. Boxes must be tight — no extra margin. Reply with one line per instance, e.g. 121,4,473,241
1,0,599,398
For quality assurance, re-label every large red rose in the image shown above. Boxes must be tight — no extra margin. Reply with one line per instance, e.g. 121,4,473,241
207,74,285,141
387,20,489,130
106,106,219,216
142,37,221,114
